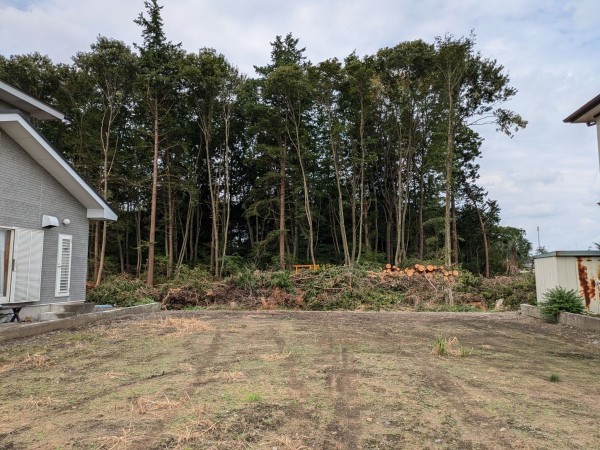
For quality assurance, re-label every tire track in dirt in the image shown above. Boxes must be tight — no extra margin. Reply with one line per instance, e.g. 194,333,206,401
414,361,526,449
270,326,306,399
193,328,222,382
136,322,226,449
316,318,362,449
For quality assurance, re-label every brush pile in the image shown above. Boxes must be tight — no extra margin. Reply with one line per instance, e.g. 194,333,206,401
378,263,459,282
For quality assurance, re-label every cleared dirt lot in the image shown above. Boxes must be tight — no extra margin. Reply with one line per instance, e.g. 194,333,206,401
0,311,599,449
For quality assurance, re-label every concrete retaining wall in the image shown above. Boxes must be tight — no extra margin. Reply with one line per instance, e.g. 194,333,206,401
520,303,600,332
0,303,160,341
558,311,600,332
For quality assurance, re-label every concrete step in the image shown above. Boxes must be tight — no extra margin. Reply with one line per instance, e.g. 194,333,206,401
39,312,78,321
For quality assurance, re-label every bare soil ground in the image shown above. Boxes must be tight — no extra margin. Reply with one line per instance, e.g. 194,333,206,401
0,310,599,449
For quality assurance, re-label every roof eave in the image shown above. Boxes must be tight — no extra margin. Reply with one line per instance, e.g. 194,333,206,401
563,93,600,124
0,80,65,121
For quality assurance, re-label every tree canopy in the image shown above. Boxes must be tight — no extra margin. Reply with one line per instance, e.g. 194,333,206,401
0,5,531,281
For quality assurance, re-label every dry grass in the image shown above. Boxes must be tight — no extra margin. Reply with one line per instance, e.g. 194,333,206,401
0,361,15,374
267,435,310,449
259,351,292,361
98,425,140,450
22,396,56,410
210,371,246,382
1,311,599,449
22,352,52,368
133,392,190,416
169,419,218,449
97,325,126,341
156,316,215,335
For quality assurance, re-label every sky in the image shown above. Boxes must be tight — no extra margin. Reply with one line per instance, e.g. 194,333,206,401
1,0,599,252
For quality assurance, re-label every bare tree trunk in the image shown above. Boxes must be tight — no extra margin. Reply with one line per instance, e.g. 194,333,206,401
356,97,366,265
135,209,142,278
177,195,194,271
118,235,125,273
478,211,490,278
444,108,454,267
96,222,108,286
92,222,100,281
146,100,159,286
327,107,350,265
418,169,425,260
350,178,357,264
219,105,232,276
279,144,286,269
286,105,315,266
125,221,130,273
451,192,459,266
166,176,174,278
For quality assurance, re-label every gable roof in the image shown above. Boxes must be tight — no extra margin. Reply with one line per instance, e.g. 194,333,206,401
563,93,600,124
0,80,64,121
0,111,117,221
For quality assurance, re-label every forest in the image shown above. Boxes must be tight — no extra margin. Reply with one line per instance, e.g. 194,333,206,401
0,0,532,289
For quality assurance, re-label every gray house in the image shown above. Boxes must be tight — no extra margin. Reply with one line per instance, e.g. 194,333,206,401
0,80,117,321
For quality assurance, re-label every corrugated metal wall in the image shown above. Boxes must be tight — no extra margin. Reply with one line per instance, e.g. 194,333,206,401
534,253,600,314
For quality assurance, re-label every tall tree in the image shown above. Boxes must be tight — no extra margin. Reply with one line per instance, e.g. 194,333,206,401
435,34,526,267
134,0,183,286
255,33,309,268
73,37,137,285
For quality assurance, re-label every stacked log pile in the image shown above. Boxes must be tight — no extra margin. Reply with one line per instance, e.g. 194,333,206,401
380,263,459,282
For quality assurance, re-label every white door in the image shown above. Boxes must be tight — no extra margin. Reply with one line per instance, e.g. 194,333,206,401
0,228,14,303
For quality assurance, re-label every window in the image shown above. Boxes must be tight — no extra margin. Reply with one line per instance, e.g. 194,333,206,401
55,234,72,297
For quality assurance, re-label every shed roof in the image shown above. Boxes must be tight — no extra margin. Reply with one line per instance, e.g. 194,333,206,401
563,93,600,124
0,80,64,121
0,111,117,221
533,251,600,259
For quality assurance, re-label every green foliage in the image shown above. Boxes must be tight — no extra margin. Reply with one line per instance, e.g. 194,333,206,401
233,267,258,291
540,287,585,319
87,275,157,307
171,265,212,291
220,255,248,277
549,373,561,382
460,273,536,309
268,270,294,292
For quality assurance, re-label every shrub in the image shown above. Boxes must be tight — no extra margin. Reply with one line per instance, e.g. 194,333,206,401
234,267,258,291
87,275,157,307
170,265,212,291
268,270,294,292
540,287,585,320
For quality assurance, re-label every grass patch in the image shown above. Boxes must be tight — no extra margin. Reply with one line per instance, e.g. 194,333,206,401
549,373,561,383
244,393,262,403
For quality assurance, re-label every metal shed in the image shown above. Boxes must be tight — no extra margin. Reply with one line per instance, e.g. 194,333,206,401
533,251,600,314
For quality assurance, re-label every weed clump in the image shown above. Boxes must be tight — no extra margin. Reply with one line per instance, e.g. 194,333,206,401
431,336,474,357
549,373,561,382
